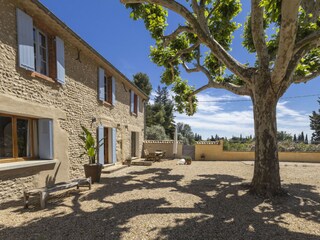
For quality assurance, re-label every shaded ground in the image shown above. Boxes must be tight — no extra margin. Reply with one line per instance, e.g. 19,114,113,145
0,161,319,240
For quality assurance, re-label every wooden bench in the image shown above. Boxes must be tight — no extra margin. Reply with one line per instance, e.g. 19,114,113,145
23,177,91,209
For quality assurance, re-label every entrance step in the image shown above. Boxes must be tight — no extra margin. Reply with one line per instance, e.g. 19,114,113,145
131,159,153,166
102,164,127,174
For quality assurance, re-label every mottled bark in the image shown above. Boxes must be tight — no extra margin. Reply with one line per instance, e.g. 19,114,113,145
250,75,282,196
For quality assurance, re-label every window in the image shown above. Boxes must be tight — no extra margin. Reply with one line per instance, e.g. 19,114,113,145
104,76,113,104
130,90,139,115
33,28,48,76
0,114,37,161
17,9,65,83
98,67,116,105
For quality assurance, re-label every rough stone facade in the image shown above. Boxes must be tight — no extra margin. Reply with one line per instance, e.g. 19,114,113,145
0,0,146,202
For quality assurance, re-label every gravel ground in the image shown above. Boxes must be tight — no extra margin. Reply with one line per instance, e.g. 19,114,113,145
0,161,319,240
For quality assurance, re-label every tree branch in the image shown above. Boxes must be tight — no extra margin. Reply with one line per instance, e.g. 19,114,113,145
183,62,250,96
206,0,221,20
169,41,200,63
251,0,269,70
163,26,193,47
293,71,320,83
294,30,320,55
272,0,300,84
121,0,252,84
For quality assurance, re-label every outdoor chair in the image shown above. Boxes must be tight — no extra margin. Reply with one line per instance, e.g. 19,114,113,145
144,149,157,162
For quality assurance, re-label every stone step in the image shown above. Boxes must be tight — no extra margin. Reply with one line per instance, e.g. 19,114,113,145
102,164,127,174
131,159,153,166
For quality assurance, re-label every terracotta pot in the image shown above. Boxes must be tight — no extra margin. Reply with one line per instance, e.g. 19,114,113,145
186,160,192,165
84,164,102,183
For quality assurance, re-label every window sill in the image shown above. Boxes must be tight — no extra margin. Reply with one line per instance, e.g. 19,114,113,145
131,112,137,117
29,71,56,83
0,159,58,172
102,101,115,108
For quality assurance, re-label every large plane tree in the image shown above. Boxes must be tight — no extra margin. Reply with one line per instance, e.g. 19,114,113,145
120,0,320,196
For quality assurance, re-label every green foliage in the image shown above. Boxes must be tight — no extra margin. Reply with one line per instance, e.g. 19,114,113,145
177,122,195,145
146,125,168,140
127,3,167,39
133,72,152,97
147,86,175,138
277,131,292,141
223,139,320,152
79,126,99,164
295,48,320,77
310,98,320,143
172,79,197,116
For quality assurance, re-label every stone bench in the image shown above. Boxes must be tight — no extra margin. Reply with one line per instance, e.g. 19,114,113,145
23,177,91,209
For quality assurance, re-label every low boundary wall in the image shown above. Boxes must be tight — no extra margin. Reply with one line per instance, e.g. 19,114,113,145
143,140,183,159
195,141,320,163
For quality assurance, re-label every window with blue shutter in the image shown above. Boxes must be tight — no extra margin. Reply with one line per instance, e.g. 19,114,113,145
98,68,105,101
56,37,65,84
130,90,134,113
17,8,64,82
38,119,53,160
17,9,35,71
112,77,116,105
98,125,104,165
137,96,140,115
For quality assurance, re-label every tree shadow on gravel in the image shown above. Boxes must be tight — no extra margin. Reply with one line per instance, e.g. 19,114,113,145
0,167,319,239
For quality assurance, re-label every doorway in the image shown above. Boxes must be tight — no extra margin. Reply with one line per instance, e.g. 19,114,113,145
131,132,137,157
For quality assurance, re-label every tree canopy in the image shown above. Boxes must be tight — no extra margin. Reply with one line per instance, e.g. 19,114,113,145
133,72,153,97
310,98,320,143
121,0,320,196
123,0,320,115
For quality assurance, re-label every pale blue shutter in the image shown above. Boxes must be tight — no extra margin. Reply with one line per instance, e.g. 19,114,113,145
16,9,35,71
98,126,104,165
56,37,65,84
38,119,53,160
98,68,105,101
130,91,134,113
137,96,140,115
112,77,116,105
111,128,117,163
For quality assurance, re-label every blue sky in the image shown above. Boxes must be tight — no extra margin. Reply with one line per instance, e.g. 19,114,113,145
40,0,320,140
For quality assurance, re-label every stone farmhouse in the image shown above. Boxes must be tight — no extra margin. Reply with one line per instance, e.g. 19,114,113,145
0,0,148,202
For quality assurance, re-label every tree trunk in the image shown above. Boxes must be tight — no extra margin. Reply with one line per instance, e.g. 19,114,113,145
251,84,282,196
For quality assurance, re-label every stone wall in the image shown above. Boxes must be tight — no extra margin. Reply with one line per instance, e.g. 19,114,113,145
143,141,183,159
195,141,320,163
0,0,146,202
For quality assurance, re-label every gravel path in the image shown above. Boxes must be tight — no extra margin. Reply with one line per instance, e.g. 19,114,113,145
0,161,319,240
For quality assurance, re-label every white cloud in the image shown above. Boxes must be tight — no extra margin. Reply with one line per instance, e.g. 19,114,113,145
175,95,312,139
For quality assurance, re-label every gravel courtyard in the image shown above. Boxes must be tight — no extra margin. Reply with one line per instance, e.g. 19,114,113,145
0,161,319,240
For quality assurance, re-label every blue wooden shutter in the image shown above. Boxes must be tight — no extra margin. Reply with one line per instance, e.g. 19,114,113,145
98,126,104,165
130,90,134,113
112,77,116,105
16,9,35,71
137,96,140,115
38,119,53,160
111,128,117,163
56,37,65,84
98,68,105,101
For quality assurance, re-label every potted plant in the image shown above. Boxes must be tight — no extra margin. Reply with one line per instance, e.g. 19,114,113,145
200,153,205,161
184,156,192,165
79,126,103,183
124,156,132,167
